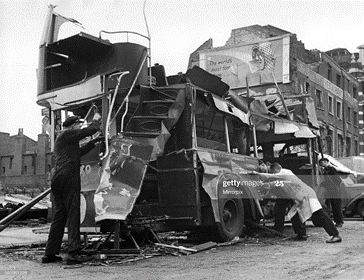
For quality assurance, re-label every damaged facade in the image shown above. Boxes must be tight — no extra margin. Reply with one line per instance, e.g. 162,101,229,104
188,24,361,158
325,47,364,156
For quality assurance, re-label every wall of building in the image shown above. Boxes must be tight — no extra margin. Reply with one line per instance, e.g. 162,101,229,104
0,132,51,193
23,154,35,175
0,132,14,156
296,58,359,157
359,97,364,155
326,48,352,70
318,54,360,98
1,156,12,176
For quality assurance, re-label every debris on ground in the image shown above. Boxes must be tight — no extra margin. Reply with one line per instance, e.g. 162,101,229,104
63,264,83,269
0,242,46,261
0,225,288,266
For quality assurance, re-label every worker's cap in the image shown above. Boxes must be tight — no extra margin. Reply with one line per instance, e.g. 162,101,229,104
63,116,82,127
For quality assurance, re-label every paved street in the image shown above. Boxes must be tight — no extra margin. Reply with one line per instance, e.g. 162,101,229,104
1,220,364,280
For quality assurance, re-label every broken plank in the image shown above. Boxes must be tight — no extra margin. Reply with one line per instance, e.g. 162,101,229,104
82,249,141,255
217,236,240,247
191,241,217,252
154,243,197,252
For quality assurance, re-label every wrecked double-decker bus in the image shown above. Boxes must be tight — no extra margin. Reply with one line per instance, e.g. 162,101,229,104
37,7,320,242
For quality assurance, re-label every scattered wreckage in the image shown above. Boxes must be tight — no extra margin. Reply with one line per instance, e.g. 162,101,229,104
3,5,361,263
0,6,352,261
32,6,326,250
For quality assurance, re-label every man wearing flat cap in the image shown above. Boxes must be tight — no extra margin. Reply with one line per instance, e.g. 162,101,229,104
42,112,102,265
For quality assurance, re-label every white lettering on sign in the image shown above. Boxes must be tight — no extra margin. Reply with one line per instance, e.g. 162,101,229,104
80,164,92,176
85,165,92,175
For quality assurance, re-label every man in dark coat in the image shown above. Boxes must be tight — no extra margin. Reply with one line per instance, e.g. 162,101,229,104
42,113,102,265
319,158,344,227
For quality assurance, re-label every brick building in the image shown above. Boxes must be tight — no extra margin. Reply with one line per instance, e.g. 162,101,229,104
326,47,364,156
189,24,361,158
0,129,52,194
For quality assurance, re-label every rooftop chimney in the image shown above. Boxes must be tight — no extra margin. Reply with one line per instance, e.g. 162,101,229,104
11,129,26,175
358,45,364,65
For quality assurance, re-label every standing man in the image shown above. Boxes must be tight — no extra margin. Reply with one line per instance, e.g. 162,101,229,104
319,158,344,227
42,113,102,265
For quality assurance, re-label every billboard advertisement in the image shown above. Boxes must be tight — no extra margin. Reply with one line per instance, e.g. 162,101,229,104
199,36,290,89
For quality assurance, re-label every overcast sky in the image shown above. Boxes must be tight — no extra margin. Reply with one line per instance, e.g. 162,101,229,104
0,0,363,140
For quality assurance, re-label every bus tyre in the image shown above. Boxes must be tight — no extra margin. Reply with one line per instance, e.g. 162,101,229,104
357,200,364,220
216,198,244,242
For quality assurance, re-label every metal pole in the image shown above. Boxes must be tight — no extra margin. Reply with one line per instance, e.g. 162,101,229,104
224,118,231,152
0,188,51,232
341,68,346,157
252,125,259,158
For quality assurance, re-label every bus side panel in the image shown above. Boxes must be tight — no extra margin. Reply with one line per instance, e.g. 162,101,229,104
157,151,201,225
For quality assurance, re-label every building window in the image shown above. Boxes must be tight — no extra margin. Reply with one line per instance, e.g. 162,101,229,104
226,116,250,155
355,140,359,155
347,107,351,123
338,134,344,157
346,137,351,156
195,95,227,152
336,101,342,119
328,95,333,114
2,167,5,174
326,129,333,156
353,87,357,99
24,166,27,174
316,89,323,109
347,79,350,93
327,65,332,82
305,82,310,94
336,74,342,87
354,111,358,126
9,157,13,169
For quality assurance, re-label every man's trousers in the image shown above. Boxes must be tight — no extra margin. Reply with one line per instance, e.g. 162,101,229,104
326,198,344,225
274,199,306,236
274,199,339,237
45,166,81,256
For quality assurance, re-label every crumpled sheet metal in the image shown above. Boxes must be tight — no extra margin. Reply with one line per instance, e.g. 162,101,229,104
94,137,153,222
197,150,319,223
93,89,186,221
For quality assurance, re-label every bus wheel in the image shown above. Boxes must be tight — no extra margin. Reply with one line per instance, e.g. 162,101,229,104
357,200,364,220
217,198,244,242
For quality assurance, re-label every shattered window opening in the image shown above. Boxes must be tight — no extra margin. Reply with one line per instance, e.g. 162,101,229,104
195,95,227,151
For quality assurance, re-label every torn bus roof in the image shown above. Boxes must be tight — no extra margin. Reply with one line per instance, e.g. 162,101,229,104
47,32,112,61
